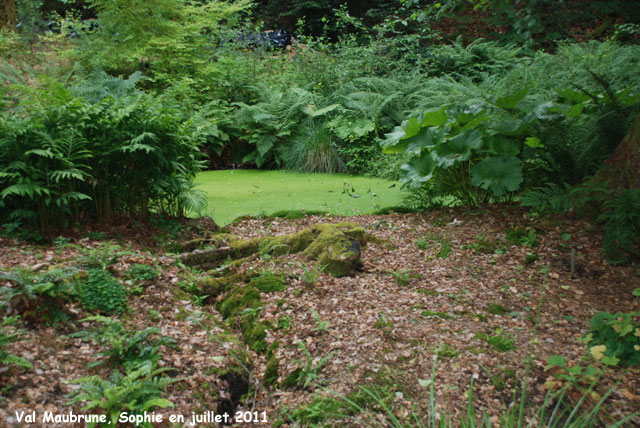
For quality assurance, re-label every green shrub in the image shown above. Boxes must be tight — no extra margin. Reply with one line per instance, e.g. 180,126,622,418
72,316,176,372
382,87,540,206
66,366,176,428
0,73,207,232
77,269,127,315
125,264,159,285
582,311,640,366
0,267,78,323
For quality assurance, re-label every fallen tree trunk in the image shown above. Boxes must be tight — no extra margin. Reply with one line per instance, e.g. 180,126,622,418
179,222,366,277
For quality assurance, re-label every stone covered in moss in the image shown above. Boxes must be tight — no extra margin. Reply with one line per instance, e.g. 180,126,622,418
303,223,364,277
259,228,317,256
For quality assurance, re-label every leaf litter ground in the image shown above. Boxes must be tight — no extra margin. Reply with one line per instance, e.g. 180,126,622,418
1,206,639,427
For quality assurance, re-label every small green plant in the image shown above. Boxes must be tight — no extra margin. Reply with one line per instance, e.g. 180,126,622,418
415,237,431,250
421,310,453,320
476,329,516,352
292,261,326,286
435,343,460,359
282,342,334,389
78,244,126,269
374,314,393,329
311,309,330,333
463,236,500,254
506,227,538,248
66,366,176,428
0,316,32,370
77,269,127,315
71,316,176,372
276,315,293,331
545,355,602,388
389,269,414,286
436,236,452,258
581,311,640,366
486,303,510,316
125,264,159,285
0,267,78,323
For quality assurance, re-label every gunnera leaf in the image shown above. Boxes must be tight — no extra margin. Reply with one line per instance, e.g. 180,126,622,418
471,155,523,197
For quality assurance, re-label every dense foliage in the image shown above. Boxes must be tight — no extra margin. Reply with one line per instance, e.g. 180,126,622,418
0,71,208,232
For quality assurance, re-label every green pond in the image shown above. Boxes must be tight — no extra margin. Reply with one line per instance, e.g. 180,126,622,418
195,169,403,225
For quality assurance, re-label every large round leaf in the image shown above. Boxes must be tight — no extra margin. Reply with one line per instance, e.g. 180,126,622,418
434,129,483,168
470,155,523,197
400,152,437,188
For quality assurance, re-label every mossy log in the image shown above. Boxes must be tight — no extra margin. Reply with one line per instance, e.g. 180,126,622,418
179,222,366,277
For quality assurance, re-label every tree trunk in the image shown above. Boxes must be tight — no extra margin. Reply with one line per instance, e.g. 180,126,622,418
0,0,17,31
595,114,640,190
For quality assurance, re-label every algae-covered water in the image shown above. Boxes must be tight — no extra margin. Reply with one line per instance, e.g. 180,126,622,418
195,169,403,225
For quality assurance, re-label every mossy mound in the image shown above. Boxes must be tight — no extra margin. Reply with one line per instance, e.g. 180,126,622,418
303,223,364,277
198,273,244,299
240,318,271,353
264,342,280,387
180,222,367,277
248,273,286,293
216,285,262,319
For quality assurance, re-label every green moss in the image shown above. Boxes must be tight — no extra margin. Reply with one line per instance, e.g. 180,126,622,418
486,303,510,316
216,285,262,319
264,342,281,387
248,273,286,293
267,209,328,219
416,288,439,296
230,237,263,258
199,273,243,298
282,367,303,389
303,223,363,277
421,310,453,320
240,319,270,353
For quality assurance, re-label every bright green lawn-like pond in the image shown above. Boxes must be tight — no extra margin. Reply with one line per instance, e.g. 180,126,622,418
195,169,403,225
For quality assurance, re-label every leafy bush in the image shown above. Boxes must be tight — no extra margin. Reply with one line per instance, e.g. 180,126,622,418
66,366,175,428
382,87,544,206
0,72,207,232
582,311,640,366
77,269,127,315
73,316,176,372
